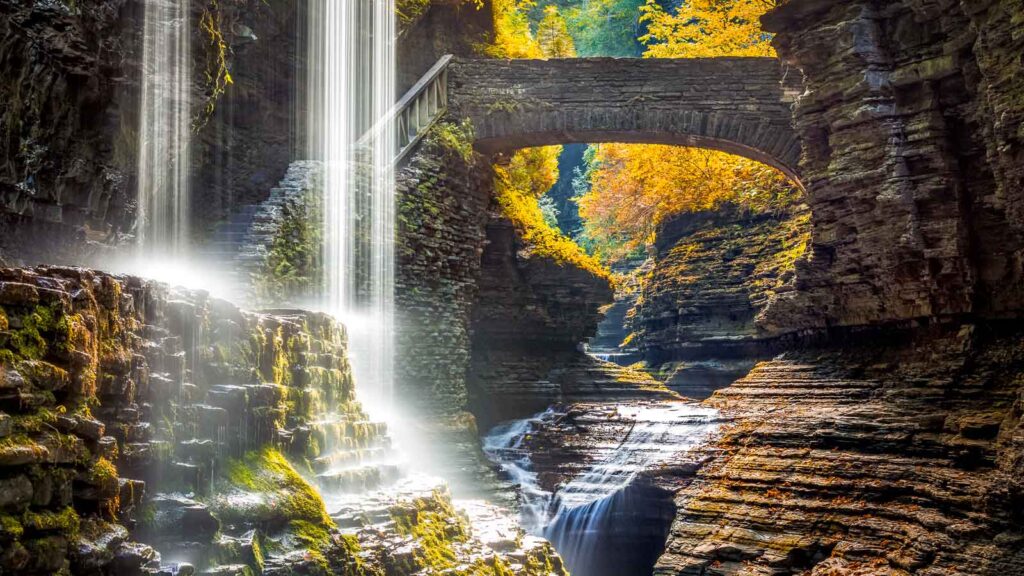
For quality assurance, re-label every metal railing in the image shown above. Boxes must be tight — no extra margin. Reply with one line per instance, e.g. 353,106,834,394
355,54,452,164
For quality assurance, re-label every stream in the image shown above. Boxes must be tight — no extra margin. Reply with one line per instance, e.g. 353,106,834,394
483,402,719,576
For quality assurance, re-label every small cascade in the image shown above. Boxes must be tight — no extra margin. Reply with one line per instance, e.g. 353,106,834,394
137,0,191,258
484,402,719,576
481,408,560,532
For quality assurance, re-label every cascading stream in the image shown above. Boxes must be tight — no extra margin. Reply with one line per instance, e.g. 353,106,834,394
484,403,719,575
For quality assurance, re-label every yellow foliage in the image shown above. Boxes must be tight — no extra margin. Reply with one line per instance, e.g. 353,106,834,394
496,147,610,279
486,0,576,59
536,6,576,58
486,0,544,58
639,0,778,58
575,0,791,262
506,145,561,197
577,144,797,261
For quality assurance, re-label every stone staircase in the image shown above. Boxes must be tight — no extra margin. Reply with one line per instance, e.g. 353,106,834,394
199,161,322,305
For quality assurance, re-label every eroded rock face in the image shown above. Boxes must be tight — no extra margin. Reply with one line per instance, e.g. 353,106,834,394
643,206,809,359
466,212,680,425
394,135,493,418
758,0,1024,334
656,323,1024,576
0,0,303,264
0,0,134,263
634,205,809,398
0,266,371,574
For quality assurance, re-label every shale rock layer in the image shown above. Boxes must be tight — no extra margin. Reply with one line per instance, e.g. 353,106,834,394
656,323,1024,576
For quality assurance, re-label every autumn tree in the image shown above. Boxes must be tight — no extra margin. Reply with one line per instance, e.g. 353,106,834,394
496,145,608,278
537,5,576,57
577,144,800,261
487,0,544,58
639,0,779,58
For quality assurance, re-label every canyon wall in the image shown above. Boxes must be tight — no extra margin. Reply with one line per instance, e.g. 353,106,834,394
393,125,653,425
656,322,1024,576
636,204,810,398
643,3,1024,574
394,127,492,418
758,0,1024,334
0,0,302,264
0,0,134,263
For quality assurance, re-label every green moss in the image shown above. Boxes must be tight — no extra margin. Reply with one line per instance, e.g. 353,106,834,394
255,188,324,306
11,408,58,434
7,305,56,360
390,489,471,572
88,457,118,486
222,447,334,530
0,514,24,539
0,433,46,455
21,506,80,539
396,0,431,27
194,0,234,130
428,119,476,164
290,518,332,554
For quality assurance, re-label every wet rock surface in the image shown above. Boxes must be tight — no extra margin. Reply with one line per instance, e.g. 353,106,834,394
0,266,387,575
327,477,566,576
484,400,721,576
656,323,1024,576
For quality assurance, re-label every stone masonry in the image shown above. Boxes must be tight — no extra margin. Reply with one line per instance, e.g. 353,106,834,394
448,57,803,183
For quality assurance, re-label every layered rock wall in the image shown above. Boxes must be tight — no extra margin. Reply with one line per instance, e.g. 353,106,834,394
0,267,372,574
0,0,302,264
639,205,810,364
758,0,1024,333
635,205,810,397
467,214,676,425
394,129,493,418
0,0,134,263
656,322,1024,575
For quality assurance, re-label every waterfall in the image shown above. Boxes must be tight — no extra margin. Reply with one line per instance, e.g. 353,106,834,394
137,0,191,258
483,403,719,575
308,0,396,408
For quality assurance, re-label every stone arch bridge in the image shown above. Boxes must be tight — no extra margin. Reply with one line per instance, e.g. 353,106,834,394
446,57,802,183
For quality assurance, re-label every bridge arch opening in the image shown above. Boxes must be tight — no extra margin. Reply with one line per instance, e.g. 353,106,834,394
477,130,803,190
489,140,807,271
